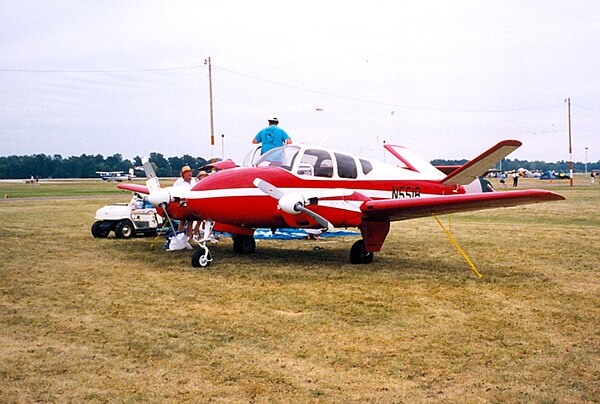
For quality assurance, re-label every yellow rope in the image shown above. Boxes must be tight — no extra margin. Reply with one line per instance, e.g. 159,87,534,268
150,225,166,249
433,214,482,278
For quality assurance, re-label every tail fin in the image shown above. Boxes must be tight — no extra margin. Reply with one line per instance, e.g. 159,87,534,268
442,140,521,186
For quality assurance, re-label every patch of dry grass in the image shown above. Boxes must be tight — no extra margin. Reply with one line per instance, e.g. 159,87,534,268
0,184,598,402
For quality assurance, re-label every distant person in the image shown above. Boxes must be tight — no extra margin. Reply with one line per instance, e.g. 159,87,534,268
197,170,209,181
253,116,292,154
499,173,506,188
512,172,519,187
592,172,595,186
173,165,197,237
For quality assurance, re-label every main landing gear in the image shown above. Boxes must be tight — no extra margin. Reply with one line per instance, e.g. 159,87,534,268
350,239,374,264
232,234,256,254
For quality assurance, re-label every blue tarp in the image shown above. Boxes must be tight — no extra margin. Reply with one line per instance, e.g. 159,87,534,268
251,228,359,240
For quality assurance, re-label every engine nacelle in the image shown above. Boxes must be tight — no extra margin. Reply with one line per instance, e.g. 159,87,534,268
148,189,172,208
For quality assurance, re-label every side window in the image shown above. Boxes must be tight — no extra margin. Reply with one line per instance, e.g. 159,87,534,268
360,159,373,175
305,149,334,178
335,153,357,179
297,153,317,176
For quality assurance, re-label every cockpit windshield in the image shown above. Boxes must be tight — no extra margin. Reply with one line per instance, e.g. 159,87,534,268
255,146,300,171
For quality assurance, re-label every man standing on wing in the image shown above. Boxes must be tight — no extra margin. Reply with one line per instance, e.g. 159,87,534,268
253,116,292,154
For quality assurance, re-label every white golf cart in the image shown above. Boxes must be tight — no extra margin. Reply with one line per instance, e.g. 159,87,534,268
91,193,163,239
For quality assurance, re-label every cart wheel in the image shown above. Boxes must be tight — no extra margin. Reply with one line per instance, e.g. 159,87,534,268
192,248,212,268
91,221,110,238
115,220,134,239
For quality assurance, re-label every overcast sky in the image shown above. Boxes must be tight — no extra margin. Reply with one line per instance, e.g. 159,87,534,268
1,0,599,165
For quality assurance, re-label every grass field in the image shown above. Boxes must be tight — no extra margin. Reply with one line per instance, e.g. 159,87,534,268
1,177,598,402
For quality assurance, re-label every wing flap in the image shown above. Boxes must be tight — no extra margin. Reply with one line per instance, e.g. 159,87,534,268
361,189,564,221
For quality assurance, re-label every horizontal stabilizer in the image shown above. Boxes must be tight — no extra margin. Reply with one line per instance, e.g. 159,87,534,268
442,140,521,186
361,189,564,221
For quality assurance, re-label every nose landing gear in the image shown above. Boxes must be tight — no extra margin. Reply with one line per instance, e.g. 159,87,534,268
191,220,215,268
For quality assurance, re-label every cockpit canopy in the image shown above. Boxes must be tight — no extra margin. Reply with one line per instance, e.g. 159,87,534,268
255,145,374,179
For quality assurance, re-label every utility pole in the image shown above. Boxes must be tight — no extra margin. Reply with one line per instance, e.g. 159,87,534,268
566,97,573,187
205,57,215,152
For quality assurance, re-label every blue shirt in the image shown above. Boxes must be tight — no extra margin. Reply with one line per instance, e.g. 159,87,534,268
254,126,289,154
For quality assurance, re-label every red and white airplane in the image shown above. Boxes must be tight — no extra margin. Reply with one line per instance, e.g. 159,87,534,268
119,140,564,267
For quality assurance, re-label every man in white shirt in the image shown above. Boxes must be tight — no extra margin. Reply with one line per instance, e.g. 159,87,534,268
173,165,197,237
173,165,197,187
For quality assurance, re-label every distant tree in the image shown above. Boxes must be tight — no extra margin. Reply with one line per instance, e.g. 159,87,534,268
3,151,592,179
149,153,171,177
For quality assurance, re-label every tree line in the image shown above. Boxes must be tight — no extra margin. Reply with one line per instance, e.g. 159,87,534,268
0,153,598,179
0,153,209,179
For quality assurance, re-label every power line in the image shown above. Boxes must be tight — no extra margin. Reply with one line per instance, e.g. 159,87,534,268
572,103,600,114
0,65,204,73
0,62,568,113
214,65,562,113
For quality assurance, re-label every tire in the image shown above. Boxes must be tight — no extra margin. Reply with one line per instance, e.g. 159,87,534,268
350,240,374,264
192,248,212,268
232,235,256,254
91,221,111,238
114,220,135,239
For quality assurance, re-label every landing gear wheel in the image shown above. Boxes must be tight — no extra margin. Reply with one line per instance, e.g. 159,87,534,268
232,235,256,254
350,240,374,264
91,221,110,238
115,220,134,239
192,248,212,268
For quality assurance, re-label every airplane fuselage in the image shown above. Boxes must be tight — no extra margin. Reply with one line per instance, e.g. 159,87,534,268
186,166,463,230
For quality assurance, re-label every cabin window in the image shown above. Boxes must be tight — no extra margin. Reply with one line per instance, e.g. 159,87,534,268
335,153,357,179
360,159,373,175
302,149,334,178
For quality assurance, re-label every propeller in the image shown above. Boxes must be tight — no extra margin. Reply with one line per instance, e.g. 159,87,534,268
253,178,334,231
141,157,178,232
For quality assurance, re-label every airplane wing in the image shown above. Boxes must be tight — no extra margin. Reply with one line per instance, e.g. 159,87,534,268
442,140,522,186
117,183,150,194
360,189,565,221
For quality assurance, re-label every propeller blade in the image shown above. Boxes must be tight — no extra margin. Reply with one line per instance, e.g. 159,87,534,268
296,205,334,231
253,178,284,200
253,178,334,231
139,157,179,234
141,157,157,179
141,157,161,193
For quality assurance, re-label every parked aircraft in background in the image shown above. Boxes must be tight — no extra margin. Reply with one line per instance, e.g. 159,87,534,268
119,140,564,267
97,168,135,182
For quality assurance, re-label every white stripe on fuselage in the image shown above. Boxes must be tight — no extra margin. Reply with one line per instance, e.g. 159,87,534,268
186,187,440,202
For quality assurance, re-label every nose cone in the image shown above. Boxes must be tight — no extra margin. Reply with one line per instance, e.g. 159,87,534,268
148,188,171,207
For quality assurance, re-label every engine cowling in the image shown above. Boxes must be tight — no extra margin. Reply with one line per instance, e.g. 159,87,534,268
278,193,305,215
148,188,172,208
